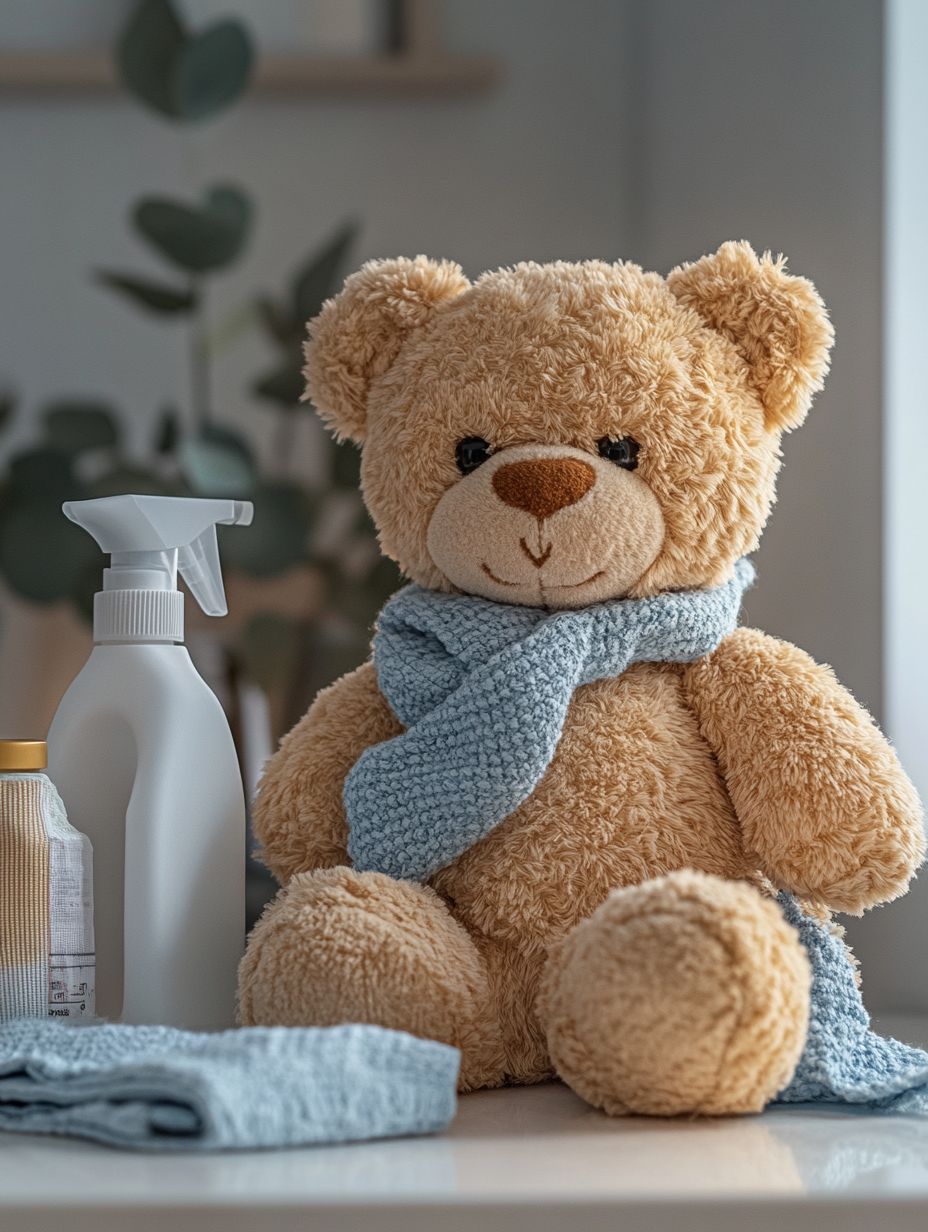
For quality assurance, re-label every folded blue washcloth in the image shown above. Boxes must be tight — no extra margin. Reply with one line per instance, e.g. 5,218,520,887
0,1018,460,1150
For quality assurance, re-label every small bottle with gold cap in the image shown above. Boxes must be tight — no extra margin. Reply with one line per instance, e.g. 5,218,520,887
0,739,95,1023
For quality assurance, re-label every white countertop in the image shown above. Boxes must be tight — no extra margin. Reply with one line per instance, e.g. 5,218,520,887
2,1015,927,1232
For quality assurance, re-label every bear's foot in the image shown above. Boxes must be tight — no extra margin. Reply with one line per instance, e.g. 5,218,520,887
538,870,811,1116
237,866,506,1090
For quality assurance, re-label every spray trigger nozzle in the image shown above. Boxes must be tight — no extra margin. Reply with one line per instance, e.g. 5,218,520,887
177,525,235,617
63,494,253,618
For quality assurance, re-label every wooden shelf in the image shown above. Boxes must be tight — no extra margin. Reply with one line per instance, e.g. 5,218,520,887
0,51,499,96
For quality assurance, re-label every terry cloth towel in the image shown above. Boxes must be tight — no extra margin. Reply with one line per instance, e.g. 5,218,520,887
0,1018,459,1150
345,558,755,881
777,895,928,1112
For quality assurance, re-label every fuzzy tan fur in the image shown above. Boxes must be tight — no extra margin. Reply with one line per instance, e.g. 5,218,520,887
238,866,506,1090
682,630,926,914
667,241,834,433
539,871,811,1116
240,243,924,1119
305,256,471,445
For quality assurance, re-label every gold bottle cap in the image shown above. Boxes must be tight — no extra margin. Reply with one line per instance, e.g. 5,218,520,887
0,739,48,771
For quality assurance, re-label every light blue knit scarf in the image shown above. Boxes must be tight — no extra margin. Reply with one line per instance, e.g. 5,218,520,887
345,558,755,881
776,895,928,1111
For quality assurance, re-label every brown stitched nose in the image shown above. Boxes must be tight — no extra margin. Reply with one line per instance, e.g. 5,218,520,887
492,457,596,520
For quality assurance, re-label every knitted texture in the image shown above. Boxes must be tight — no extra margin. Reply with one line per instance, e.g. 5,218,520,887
0,1018,459,1150
345,559,755,881
778,895,928,1110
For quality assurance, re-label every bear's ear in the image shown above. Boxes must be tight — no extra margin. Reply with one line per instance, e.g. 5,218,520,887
667,240,834,432
303,255,470,443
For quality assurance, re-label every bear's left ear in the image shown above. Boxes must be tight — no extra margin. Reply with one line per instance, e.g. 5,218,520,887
304,255,471,443
667,240,834,432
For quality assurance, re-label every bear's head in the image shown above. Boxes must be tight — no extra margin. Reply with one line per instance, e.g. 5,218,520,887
304,241,833,608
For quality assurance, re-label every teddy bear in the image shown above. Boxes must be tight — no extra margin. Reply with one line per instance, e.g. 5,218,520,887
238,241,926,1118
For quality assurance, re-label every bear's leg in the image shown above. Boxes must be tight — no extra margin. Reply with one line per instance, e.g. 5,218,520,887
238,866,506,1091
537,869,811,1116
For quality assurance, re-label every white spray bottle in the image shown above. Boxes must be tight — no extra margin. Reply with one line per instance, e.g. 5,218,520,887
48,494,253,1029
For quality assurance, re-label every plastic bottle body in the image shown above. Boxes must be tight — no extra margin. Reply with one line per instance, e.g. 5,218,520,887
48,643,245,1030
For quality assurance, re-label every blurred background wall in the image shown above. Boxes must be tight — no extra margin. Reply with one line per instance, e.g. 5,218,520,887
0,0,631,464
628,0,883,718
2,0,925,1011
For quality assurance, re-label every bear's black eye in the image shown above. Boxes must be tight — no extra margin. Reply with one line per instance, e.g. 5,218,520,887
597,436,640,471
455,437,492,475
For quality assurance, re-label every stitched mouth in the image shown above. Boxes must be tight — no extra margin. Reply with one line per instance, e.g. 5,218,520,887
543,570,606,590
480,562,520,587
519,537,552,568
480,562,605,590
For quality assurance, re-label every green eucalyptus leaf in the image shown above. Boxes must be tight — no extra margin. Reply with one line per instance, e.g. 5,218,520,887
0,500,101,604
133,185,252,273
96,270,197,315
154,407,180,455
8,446,76,497
219,480,314,576
240,613,301,693
255,295,300,348
0,449,95,604
176,20,254,121
207,185,252,242
252,355,304,407
291,221,358,323
366,554,402,606
42,401,120,454
180,425,256,497
116,0,186,120
68,558,104,625
331,439,362,489
0,390,15,433
117,2,254,123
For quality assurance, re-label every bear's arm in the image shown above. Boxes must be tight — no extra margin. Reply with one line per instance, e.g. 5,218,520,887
681,627,925,914
253,660,403,885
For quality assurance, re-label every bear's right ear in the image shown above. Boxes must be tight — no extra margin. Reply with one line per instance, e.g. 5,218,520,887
667,241,833,433
303,256,470,443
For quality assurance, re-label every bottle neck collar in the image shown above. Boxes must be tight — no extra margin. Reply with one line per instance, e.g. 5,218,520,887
93,589,184,644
